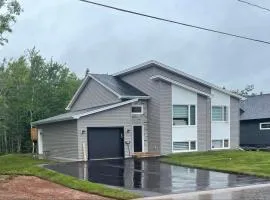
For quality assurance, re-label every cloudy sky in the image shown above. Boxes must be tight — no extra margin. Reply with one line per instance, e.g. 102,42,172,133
1,0,270,93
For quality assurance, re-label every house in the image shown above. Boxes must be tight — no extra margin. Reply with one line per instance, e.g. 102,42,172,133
240,94,270,148
32,60,243,161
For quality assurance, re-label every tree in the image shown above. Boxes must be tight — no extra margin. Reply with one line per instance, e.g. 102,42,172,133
0,0,22,45
0,48,81,153
232,84,257,97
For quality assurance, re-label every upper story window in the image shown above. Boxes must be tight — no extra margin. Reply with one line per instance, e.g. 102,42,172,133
131,105,143,114
212,106,228,122
260,122,270,130
173,105,196,126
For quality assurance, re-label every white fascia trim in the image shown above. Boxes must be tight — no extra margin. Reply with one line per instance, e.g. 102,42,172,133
65,74,122,110
114,60,244,100
88,74,122,98
120,95,150,99
151,75,212,98
73,98,138,119
65,76,90,110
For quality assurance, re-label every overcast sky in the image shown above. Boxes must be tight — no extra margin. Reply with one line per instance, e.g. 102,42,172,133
1,0,270,93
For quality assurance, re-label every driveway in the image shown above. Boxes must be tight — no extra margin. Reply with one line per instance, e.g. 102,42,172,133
46,158,270,197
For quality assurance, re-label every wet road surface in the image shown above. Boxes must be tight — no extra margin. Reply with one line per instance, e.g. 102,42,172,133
46,158,270,196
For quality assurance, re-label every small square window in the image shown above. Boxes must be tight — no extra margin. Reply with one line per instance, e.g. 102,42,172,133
131,106,143,114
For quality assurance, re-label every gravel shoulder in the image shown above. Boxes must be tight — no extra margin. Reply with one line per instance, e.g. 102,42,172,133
0,175,112,200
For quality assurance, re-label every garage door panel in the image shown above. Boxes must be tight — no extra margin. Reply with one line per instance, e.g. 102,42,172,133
87,127,124,160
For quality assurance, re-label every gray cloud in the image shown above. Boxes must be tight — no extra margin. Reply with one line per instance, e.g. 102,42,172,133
1,0,270,93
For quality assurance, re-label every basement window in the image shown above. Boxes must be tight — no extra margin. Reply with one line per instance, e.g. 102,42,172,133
173,141,197,151
212,139,230,149
131,105,143,114
260,122,270,130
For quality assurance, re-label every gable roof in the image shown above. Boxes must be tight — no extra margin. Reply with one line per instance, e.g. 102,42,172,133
65,73,149,110
240,94,270,120
32,99,138,126
113,60,244,100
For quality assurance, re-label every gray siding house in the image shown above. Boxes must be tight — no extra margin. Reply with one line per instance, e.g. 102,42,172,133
32,60,243,161
240,94,270,147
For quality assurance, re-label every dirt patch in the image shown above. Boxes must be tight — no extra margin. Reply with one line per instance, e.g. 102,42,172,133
0,176,112,200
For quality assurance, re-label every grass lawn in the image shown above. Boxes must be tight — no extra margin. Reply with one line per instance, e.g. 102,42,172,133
0,154,140,200
161,150,270,178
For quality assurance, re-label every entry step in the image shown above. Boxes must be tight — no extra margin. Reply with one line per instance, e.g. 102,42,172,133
132,152,160,158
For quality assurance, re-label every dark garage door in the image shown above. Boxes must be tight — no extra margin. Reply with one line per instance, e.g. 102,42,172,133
87,127,124,160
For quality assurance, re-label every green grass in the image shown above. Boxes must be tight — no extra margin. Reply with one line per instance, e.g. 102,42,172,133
161,150,270,178
0,154,140,200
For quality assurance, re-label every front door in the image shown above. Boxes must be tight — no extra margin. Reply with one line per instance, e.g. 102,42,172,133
133,126,143,152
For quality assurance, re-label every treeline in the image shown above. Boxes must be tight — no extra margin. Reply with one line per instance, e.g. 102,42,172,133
0,48,81,153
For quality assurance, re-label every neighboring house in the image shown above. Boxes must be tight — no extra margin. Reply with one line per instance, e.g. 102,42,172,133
32,60,243,161
240,94,270,147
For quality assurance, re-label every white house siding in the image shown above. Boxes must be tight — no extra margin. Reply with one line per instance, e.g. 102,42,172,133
211,89,231,148
172,85,198,152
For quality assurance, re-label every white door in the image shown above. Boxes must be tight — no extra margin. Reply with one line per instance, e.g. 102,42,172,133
38,129,43,154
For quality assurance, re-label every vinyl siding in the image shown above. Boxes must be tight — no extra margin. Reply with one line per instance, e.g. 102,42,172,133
197,94,211,151
120,64,211,154
71,78,120,111
120,66,161,153
38,120,79,160
230,97,240,148
159,81,172,154
240,118,270,146
77,104,133,160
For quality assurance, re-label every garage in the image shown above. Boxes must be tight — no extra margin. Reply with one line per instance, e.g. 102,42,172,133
87,127,124,160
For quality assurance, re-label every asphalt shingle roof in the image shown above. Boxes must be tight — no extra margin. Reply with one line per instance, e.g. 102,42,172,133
91,74,148,97
240,94,270,120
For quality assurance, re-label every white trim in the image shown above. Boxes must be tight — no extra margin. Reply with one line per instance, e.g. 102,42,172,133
260,122,270,130
113,60,244,99
131,105,143,115
172,104,197,126
172,140,197,153
211,105,230,122
38,129,43,154
65,74,149,110
120,96,150,99
151,75,212,98
65,75,90,110
133,125,144,153
211,138,230,150
73,98,138,119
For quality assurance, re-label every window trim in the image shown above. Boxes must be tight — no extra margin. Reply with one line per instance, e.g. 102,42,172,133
211,139,230,150
131,105,143,114
260,122,270,130
211,105,229,122
172,140,197,152
172,104,197,127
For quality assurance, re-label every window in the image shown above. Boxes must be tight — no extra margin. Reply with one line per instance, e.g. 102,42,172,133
173,141,196,151
212,139,230,149
260,122,270,130
224,139,229,148
173,105,196,126
131,105,143,114
212,106,228,121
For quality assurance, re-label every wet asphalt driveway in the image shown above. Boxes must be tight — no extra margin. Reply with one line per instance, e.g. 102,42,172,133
46,158,270,196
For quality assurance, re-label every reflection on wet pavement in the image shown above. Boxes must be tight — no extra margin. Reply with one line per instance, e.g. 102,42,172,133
140,184,270,200
45,158,270,196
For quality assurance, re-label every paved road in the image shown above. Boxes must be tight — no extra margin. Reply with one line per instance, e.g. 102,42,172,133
138,183,270,200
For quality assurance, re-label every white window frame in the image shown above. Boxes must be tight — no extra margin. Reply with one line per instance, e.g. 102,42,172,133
131,105,143,115
172,140,197,152
211,105,229,122
260,122,270,130
172,105,197,127
211,139,230,150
